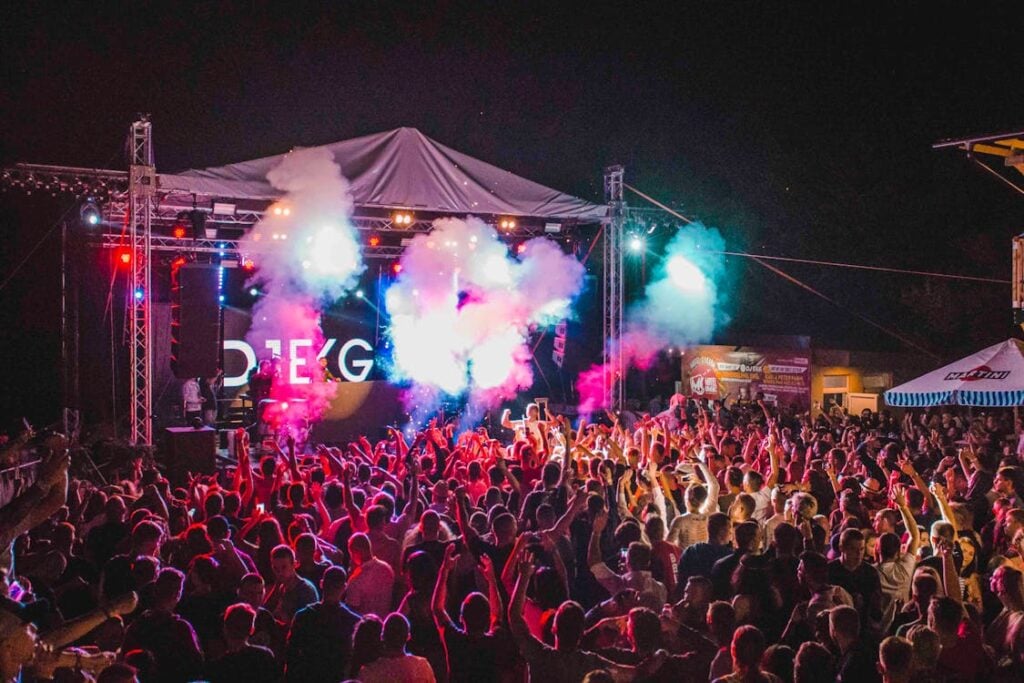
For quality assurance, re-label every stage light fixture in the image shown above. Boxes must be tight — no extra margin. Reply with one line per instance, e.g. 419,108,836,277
516,243,527,255
172,225,187,239
368,235,381,247
355,289,364,299
115,247,132,266
628,235,645,252
271,204,291,217
249,287,259,297
241,258,256,272
218,294,225,303
133,288,144,300
500,218,517,230
392,263,403,275
393,211,414,226
80,199,101,226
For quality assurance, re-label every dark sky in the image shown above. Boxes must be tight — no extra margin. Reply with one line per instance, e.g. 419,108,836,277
1,2,1022,423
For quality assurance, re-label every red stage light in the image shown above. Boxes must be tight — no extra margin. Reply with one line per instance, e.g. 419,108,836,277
392,263,403,275
115,247,132,266
516,243,527,255
172,225,187,239
368,235,381,247
242,258,256,271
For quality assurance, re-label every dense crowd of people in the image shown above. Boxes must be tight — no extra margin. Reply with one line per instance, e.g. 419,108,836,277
2,396,1024,682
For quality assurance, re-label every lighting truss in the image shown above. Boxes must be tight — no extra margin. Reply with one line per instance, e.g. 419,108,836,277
603,165,625,413
3,125,607,438
127,118,156,445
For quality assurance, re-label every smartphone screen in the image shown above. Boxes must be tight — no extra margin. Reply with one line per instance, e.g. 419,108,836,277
256,503,265,514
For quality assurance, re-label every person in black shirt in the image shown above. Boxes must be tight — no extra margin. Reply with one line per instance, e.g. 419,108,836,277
829,605,880,683
432,545,514,683
677,513,733,589
207,603,279,683
285,566,361,683
827,529,883,629
710,521,759,600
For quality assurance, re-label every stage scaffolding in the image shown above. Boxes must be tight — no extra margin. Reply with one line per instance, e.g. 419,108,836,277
2,120,630,442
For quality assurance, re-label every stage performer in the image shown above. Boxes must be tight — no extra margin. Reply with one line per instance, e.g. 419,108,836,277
318,356,339,382
656,393,686,432
182,378,204,422
500,402,549,444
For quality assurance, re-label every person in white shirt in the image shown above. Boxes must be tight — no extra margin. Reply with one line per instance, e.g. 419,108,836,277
743,434,780,524
668,461,720,550
358,612,435,683
345,533,395,617
876,484,920,632
588,510,667,605
182,378,204,420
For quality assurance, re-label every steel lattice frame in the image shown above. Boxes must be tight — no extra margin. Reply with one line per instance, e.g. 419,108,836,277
128,119,156,445
603,166,625,413
2,130,620,433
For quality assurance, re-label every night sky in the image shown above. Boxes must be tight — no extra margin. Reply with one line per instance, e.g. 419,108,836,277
1,3,1022,426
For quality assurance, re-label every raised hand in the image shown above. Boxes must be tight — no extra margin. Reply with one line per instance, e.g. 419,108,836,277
443,543,459,572
478,553,495,578
592,509,609,534
105,591,139,617
518,551,537,577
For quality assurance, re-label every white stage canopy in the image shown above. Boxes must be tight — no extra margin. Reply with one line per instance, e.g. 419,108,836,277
885,338,1024,407
159,127,606,222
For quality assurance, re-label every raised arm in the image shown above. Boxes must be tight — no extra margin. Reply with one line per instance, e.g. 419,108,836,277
42,592,137,649
930,482,958,537
475,553,503,629
542,492,587,543
432,544,458,630
765,427,781,489
587,509,609,570
508,552,538,645
891,484,920,556
697,461,720,515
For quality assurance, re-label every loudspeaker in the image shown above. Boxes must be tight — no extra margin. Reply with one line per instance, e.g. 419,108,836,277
171,264,220,379
165,426,217,480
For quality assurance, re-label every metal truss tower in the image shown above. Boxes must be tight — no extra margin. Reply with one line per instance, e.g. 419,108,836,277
128,118,155,445
603,165,625,412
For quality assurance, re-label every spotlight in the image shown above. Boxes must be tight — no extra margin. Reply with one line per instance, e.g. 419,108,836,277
133,288,144,300
241,258,256,272
500,218,517,230
172,225,187,239
516,243,527,255
355,289,364,299
392,211,414,226
249,287,259,297
79,199,101,227
392,263,403,275
368,235,381,247
218,294,225,303
115,247,132,266
271,204,291,217
628,235,645,253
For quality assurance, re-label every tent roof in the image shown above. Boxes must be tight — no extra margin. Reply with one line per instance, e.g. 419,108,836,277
885,338,1024,407
159,127,606,222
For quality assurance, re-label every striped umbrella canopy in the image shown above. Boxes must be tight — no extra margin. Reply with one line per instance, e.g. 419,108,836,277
885,338,1024,408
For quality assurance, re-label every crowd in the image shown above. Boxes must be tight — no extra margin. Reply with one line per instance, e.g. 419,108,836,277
2,396,1024,682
